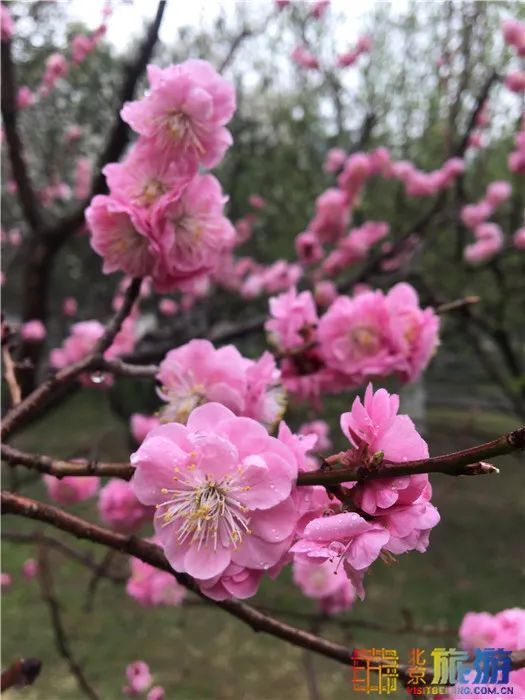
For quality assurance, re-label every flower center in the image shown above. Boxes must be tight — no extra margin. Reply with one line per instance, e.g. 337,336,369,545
164,111,205,154
140,178,166,206
166,111,190,140
157,474,251,551
348,326,380,356
160,382,205,424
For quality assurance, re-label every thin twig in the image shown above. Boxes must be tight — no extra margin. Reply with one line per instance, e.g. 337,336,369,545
1,277,142,440
0,38,42,230
2,531,126,584
37,539,99,700
297,426,525,487
3,427,523,485
83,550,116,612
2,345,22,406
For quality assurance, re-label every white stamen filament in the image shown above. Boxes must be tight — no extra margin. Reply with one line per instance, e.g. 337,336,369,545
157,471,251,551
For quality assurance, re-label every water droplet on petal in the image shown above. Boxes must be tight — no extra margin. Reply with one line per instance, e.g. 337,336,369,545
90,371,105,384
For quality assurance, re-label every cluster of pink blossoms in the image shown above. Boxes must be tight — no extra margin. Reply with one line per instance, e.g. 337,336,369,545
336,36,372,68
461,181,511,264
461,181,512,230
44,473,100,506
50,317,136,386
123,661,164,699
98,479,151,534
440,608,525,699
86,61,236,291
502,19,525,94
292,558,356,614
293,147,464,280
322,221,389,275
291,45,319,70
127,546,186,608
130,385,439,601
266,283,439,401
156,339,286,429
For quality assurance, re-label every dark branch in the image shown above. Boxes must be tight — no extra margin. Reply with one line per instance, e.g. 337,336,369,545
37,540,99,699
43,1,168,243
0,37,42,230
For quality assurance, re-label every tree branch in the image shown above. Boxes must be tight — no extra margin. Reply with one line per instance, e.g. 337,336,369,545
0,37,42,231
2,530,126,583
1,492,354,666
43,1,168,244
37,539,99,700
4,428,522,485
3,492,525,685
1,277,142,440
297,426,525,487
2,344,22,407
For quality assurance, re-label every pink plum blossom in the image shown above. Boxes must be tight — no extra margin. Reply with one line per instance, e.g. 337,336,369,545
502,19,525,54
337,154,371,204
505,71,525,93
318,290,398,383
1,4,14,41
74,157,92,200
291,45,319,70
17,86,35,109
299,420,331,452
261,260,302,293
103,140,195,209
309,188,350,242
513,227,525,250
42,52,68,90
121,60,235,169
1,573,12,590
130,414,160,444
460,201,492,229
340,384,430,516
86,195,156,278
44,474,100,505
127,555,186,606
150,174,235,290
337,35,372,68
291,511,390,599
384,282,440,382
65,125,82,143
485,181,512,207
292,557,355,614
266,287,318,351
158,298,178,316
242,352,286,430
98,479,151,533
157,339,248,422
123,661,152,696
50,318,135,386
21,320,46,342
323,148,346,173
147,688,165,700
248,194,266,209
314,280,337,308
71,34,94,64
22,559,39,580
295,230,324,264
130,403,299,599
309,1,330,20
